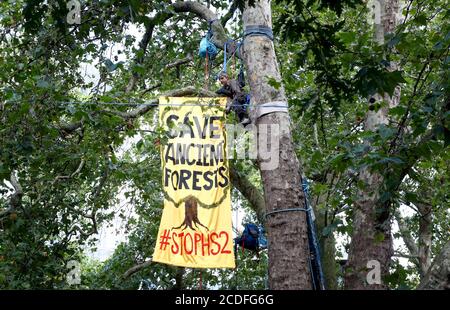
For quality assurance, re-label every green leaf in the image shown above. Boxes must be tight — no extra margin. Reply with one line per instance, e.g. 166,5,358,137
378,157,404,165
415,14,427,26
266,76,281,90
338,32,356,45
322,219,343,237
131,64,145,75
374,232,385,243
378,124,395,140
355,67,405,97
389,105,407,117
104,59,122,72
99,95,115,103
36,79,50,88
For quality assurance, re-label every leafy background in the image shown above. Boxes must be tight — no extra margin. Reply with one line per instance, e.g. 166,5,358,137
0,0,448,289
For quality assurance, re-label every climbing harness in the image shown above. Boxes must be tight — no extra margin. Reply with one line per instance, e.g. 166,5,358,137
233,222,267,289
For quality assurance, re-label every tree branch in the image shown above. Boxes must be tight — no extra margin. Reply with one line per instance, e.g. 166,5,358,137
101,99,159,120
123,259,153,279
67,223,97,238
53,159,85,183
165,53,193,70
59,121,83,134
69,157,110,238
140,82,162,97
416,201,433,278
395,211,419,266
125,11,174,92
389,57,431,153
126,1,231,92
171,1,228,49
393,251,419,260
395,212,418,255
221,0,239,27
0,172,23,219
60,87,218,132
229,165,265,224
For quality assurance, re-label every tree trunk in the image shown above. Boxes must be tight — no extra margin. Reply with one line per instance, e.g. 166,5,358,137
321,233,338,289
173,267,185,290
417,202,432,278
344,171,394,289
314,207,338,289
172,197,208,231
241,0,311,289
165,0,311,290
312,173,338,289
344,0,400,290
418,240,450,290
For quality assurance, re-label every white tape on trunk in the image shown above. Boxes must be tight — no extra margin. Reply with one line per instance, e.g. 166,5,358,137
252,101,289,120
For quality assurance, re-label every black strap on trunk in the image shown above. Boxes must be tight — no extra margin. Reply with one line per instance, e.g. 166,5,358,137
243,25,274,41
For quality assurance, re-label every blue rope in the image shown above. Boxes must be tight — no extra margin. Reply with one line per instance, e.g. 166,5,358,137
222,39,235,74
223,41,227,73
265,207,311,219
302,178,327,290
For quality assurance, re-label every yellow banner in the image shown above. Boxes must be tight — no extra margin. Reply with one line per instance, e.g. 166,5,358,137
153,96,235,269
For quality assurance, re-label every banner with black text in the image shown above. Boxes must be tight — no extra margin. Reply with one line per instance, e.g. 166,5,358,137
153,96,235,268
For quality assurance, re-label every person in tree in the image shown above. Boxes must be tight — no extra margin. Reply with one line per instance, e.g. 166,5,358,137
216,71,250,125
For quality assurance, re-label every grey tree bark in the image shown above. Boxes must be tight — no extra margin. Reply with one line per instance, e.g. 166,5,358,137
344,0,401,290
416,202,433,278
418,240,450,290
395,200,433,280
241,0,311,289
312,173,339,289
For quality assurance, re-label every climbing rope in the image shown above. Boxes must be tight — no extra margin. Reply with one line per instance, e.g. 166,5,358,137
204,52,209,90
3,100,289,108
302,178,326,290
265,207,311,219
263,177,326,290
222,39,234,74
234,206,239,289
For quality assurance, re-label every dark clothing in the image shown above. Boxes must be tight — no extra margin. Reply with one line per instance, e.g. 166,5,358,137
216,79,248,123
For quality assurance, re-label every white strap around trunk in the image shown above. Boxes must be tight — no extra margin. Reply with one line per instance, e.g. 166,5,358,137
252,101,289,120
